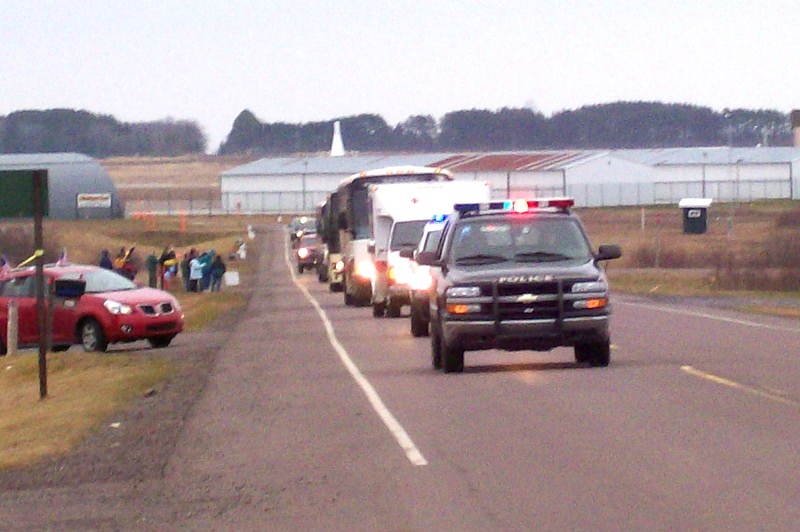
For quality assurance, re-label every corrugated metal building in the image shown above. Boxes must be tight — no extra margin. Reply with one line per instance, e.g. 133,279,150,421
0,153,124,219
220,148,800,213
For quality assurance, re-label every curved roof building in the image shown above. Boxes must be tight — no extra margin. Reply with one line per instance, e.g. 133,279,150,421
0,153,124,219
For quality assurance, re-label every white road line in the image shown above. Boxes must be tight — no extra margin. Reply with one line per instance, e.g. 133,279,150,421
681,365,800,408
283,233,428,466
618,300,800,333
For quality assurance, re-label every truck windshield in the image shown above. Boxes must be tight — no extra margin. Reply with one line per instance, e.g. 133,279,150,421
451,218,592,264
390,220,428,250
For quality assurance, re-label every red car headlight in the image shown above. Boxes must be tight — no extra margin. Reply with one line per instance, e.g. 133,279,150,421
297,247,310,259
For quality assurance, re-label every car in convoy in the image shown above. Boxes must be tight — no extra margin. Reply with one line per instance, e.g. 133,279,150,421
0,263,184,354
288,216,317,247
416,198,621,372
295,233,322,273
401,216,447,337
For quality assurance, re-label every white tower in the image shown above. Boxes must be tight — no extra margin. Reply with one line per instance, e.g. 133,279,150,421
330,120,345,157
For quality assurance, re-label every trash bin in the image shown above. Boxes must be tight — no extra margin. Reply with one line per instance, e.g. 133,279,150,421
678,198,712,234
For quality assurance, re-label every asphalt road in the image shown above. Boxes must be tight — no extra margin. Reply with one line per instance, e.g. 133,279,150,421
2,224,800,530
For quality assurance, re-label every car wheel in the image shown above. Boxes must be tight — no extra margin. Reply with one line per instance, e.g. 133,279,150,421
410,305,428,337
81,319,108,352
148,335,175,348
51,345,70,352
430,324,442,370
0,340,6,356
372,301,385,318
298,264,304,274
386,299,402,318
441,334,464,373
575,341,610,367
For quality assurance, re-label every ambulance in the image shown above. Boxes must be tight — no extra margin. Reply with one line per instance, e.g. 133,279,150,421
367,180,492,318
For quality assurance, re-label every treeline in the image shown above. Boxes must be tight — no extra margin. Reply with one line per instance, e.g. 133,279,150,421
219,102,793,155
1,103,793,158
0,109,206,157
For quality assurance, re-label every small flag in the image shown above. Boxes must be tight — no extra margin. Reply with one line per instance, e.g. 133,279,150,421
56,248,67,266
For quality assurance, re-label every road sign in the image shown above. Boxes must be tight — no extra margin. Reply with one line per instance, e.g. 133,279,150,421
0,170,49,218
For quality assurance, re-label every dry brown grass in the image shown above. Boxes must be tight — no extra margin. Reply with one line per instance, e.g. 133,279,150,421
0,352,174,469
578,201,800,296
101,154,257,187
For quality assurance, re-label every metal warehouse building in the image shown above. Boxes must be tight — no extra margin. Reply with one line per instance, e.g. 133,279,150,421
0,153,124,220
219,147,800,214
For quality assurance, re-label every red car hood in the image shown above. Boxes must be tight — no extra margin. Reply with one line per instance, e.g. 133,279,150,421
89,287,179,305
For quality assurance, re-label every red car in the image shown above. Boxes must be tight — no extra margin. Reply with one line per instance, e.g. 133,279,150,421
295,233,322,274
0,263,184,354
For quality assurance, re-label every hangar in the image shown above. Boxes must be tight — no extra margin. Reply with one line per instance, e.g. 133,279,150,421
0,153,124,220
219,147,800,213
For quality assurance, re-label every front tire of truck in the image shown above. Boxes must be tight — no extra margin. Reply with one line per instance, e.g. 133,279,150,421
441,335,464,373
372,301,385,317
575,340,610,367
410,303,428,337
430,324,442,370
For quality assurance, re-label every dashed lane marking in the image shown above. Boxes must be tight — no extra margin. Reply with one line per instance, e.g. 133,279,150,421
681,365,800,408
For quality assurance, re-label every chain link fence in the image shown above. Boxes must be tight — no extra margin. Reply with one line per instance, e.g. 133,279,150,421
119,177,793,216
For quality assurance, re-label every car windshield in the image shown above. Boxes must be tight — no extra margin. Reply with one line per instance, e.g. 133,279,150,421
390,220,428,250
300,235,320,246
58,269,137,293
290,217,316,231
450,218,592,264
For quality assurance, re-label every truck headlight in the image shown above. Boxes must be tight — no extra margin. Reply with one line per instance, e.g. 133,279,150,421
446,286,481,298
104,300,133,315
571,281,608,293
334,260,345,272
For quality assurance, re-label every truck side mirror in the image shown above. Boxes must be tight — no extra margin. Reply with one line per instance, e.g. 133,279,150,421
367,241,376,254
415,251,441,266
596,244,622,261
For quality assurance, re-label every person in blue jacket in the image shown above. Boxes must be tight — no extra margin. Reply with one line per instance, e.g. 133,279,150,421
198,249,215,291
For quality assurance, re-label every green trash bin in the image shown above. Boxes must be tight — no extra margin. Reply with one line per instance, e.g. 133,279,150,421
678,198,712,234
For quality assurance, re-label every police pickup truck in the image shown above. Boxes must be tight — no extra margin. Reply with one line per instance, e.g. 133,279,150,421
415,198,621,373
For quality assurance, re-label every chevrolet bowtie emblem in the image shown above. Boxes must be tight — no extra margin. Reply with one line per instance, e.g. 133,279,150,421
516,294,539,303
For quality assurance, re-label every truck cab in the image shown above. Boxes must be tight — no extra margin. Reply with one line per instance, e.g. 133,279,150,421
418,198,622,373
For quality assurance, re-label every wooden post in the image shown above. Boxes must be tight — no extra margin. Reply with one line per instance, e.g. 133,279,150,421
33,170,48,399
7,300,18,356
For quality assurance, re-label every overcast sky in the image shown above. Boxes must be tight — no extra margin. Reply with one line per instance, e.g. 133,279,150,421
1,0,798,152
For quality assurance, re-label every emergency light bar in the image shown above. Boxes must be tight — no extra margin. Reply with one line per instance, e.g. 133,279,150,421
454,197,575,215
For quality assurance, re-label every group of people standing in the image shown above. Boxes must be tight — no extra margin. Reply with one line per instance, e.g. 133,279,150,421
182,248,227,292
101,245,227,293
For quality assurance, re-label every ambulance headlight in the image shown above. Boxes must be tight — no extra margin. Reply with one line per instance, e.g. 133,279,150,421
354,260,375,280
